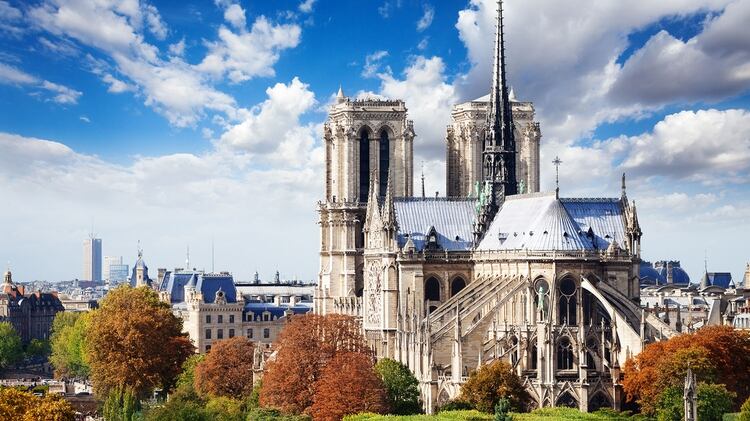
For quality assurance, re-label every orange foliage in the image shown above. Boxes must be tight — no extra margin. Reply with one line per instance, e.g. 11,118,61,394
86,286,195,398
623,326,750,415
260,314,369,415
310,352,389,421
194,337,256,398
0,389,75,421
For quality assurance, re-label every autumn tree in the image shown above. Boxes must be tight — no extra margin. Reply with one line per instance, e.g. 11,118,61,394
623,326,750,415
460,360,531,413
260,314,368,414
0,321,23,368
194,337,256,399
50,311,90,379
310,352,389,420
374,358,421,415
86,285,194,399
0,388,75,421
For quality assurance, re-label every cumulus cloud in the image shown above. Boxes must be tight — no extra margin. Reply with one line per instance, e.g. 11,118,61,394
362,50,389,78
223,3,246,29
197,16,301,83
416,4,434,32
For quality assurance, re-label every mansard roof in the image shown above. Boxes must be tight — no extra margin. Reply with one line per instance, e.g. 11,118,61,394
477,192,627,252
394,197,477,251
159,270,238,304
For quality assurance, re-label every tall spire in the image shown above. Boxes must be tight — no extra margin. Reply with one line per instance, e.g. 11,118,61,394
482,0,517,208
382,170,398,231
421,161,426,199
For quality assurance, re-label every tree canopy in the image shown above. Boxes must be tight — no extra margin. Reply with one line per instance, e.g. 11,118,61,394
374,358,422,415
623,326,750,415
49,311,90,379
0,388,75,421
0,321,22,369
460,360,531,413
86,285,194,398
310,352,389,420
194,337,257,399
260,314,368,414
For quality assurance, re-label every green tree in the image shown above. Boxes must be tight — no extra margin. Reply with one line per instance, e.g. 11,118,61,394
145,400,207,421
494,398,512,421
460,361,531,413
25,339,51,359
172,354,205,403
49,311,90,379
738,395,750,421
0,321,23,368
204,396,244,421
103,386,142,421
374,358,421,415
656,383,735,421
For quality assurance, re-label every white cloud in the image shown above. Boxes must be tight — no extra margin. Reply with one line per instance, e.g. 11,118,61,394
416,4,434,32
219,77,320,165
38,36,79,56
298,0,316,14
417,37,428,51
0,0,23,35
197,16,301,83
362,50,389,78
102,73,133,93
168,38,185,57
223,3,246,29
41,80,82,104
79,115,90,123
0,62,82,104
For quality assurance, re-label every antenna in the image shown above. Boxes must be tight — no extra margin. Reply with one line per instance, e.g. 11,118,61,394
211,239,215,273
552,156,562,199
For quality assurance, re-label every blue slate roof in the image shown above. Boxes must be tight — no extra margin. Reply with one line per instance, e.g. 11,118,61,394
394,198,477,251
704,272,734,288
478,193,626,251
243,301,311,320
159,271,238,304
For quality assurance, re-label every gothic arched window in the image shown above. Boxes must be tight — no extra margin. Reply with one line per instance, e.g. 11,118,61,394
558,277,577,325
359,129,370,202
557,337,574,370
530,344,538,370
451,276,466,297
379,129,390,195
425,277,441,302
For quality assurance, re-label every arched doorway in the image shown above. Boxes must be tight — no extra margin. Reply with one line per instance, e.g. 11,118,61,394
450,276,466,297
557,391,578,408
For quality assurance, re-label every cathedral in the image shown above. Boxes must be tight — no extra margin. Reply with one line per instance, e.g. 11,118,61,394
315,0,669,413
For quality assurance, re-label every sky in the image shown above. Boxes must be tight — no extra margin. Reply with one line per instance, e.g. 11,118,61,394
1,0,749,284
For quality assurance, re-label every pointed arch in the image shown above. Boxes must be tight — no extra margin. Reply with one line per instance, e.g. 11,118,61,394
450,275,466,297
378,127,390,195
425,276,441,302
359,127,372,202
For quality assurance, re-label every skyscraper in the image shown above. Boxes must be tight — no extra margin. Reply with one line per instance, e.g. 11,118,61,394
83,236,102,281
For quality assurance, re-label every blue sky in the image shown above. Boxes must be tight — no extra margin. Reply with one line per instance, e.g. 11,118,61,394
1,0,749,284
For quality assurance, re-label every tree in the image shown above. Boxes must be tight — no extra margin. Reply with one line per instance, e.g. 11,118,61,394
194,337,256,399
172,354,206,403
204,396,245,421
49,311,90,379
23,394,76,421
25,338,51,360
145,400,207,421
86,285,194,399
656,383,735,421
623,326,750,415
0,321,23,368
494,398,511,421
103,386,141,421
374,358,421,415
460,360,531,413
260,314,368,414
0,389,75,421
310,352,389,420
739,395,750,421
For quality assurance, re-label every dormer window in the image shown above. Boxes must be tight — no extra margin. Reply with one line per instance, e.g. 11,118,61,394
498,232,508,245
425,226,440,251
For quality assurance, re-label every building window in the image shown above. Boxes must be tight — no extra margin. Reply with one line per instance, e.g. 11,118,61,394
425,277,441,302
263,328,270,339
229,329,235,338
205,315,211,324
263,313,270,321
217,329,223,339
229,315,234,324
378,129,390,195
558,278,577,325
218,315,223,324
557,337,574,370
247,329,253,339
205,329,211,340
205,345,211,352
359,128,370,202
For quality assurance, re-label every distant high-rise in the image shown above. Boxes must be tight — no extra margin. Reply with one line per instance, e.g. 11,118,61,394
103,256,121,281
83,236,102,281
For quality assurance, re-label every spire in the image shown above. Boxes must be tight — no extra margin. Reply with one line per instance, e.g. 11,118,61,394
553,156,562,199
185,245,190,269
421,161,426,199
482,0,517,208
336,85,345,104
382,170,398,231
621,172,627,200
365,172,380,228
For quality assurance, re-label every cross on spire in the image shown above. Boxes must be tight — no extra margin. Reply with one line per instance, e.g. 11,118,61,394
553,156,562,199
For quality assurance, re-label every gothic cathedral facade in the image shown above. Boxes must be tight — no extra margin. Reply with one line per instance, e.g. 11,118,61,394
315,0,666,413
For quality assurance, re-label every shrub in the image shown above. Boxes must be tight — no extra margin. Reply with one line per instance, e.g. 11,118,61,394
375,358,422,415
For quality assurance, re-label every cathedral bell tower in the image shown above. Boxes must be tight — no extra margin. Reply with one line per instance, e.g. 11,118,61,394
316,88,414,316
475,0,517,240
